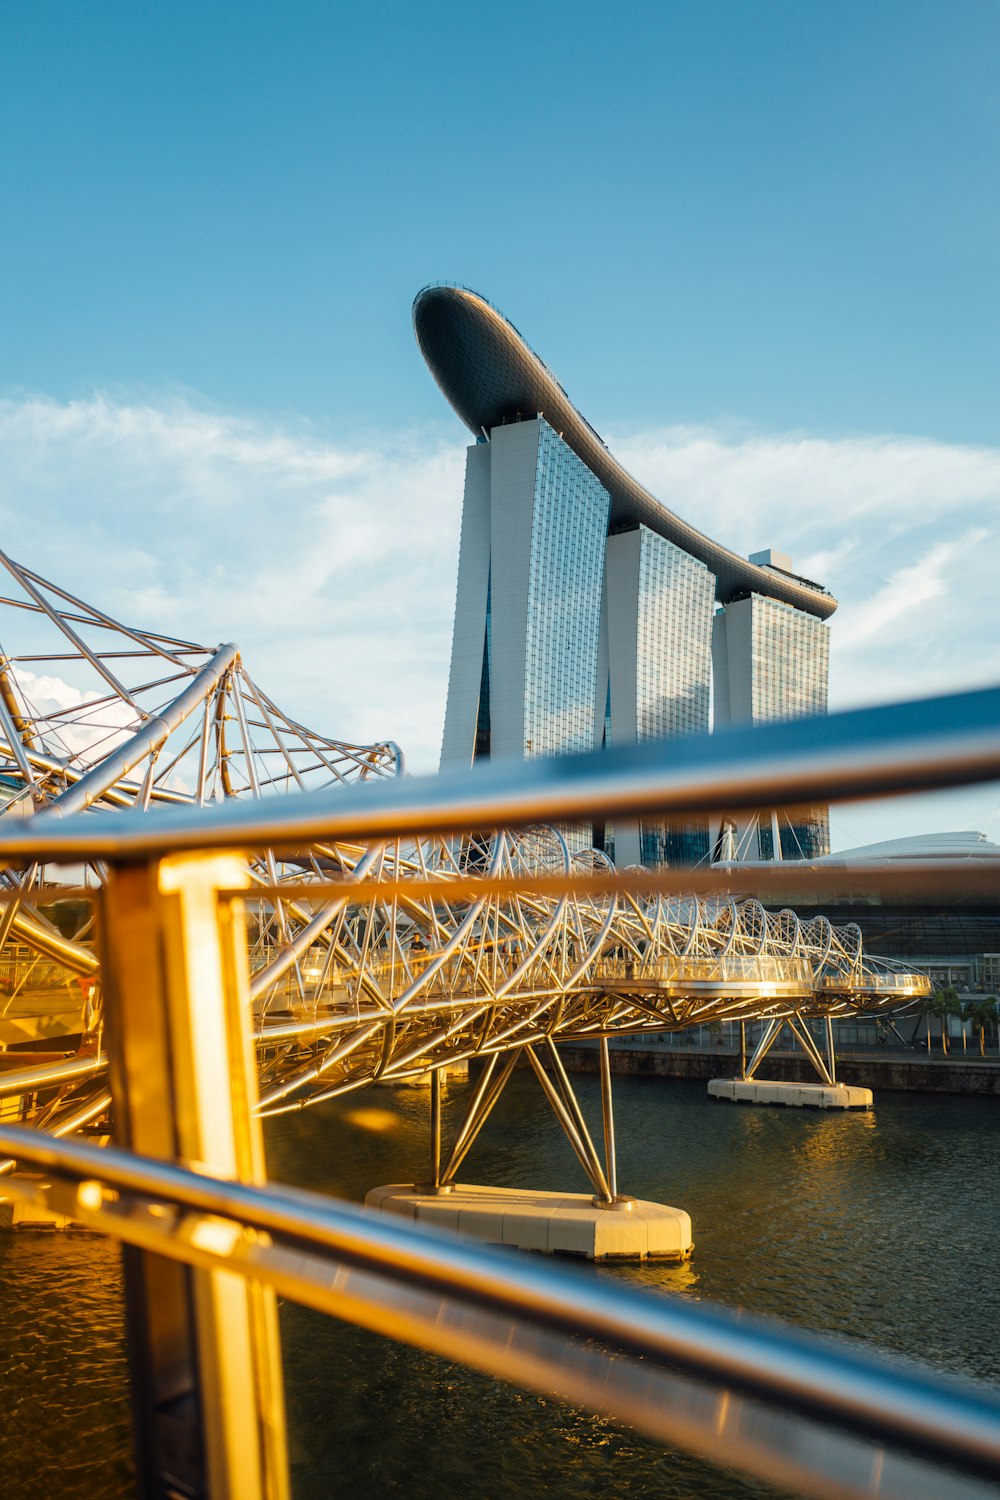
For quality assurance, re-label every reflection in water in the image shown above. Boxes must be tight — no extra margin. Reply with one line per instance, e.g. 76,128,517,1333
1,1075,998,1498
0,1234,133,1496
342,1106,405,1136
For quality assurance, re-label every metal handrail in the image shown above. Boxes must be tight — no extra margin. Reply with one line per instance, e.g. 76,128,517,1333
2,678,998,1497
0,682,995,861
2,1121,999,1500
597,954,813,982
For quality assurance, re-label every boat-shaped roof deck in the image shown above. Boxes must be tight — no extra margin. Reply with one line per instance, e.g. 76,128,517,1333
413,283,836,621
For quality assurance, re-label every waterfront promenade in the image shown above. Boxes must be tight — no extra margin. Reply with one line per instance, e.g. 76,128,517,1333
571,1036,1000,1096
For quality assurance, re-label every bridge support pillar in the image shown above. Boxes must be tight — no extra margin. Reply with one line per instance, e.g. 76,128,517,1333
710,1011,871,1109
101,852,290,1500
373,1042,691,1260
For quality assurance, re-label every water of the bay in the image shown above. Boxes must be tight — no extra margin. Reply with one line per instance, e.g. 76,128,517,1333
1,1072,998,1498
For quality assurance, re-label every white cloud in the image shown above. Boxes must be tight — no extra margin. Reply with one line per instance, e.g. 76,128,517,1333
611,425,1000,544
0,394,464,772
610,423,1000,714
835,533,978,650
0,394,998,851
10,665,138,768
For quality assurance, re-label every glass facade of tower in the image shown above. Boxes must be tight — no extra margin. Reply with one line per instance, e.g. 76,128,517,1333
749,597,829,722
523,421,610,757
635,529,713,739
749,596,830,859
635,529,713,865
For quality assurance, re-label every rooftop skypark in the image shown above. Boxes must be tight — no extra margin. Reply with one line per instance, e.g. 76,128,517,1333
413,283,836,622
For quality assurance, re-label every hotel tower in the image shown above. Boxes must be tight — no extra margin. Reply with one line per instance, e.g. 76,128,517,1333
414,285,834,865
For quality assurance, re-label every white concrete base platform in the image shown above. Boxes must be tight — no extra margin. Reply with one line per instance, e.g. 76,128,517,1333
708,1078,873,1109
377,1059,470,1088
365,1182,693,1261
0,1173,91,1231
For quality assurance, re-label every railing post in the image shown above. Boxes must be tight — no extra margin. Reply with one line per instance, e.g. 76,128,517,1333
599,1035,618,1201
100,851,289,1500
429,1065,442,1189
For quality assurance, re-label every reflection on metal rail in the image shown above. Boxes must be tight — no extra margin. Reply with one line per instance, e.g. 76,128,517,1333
2,1121,1000,1500
1,680,998,860
0,678,997,1498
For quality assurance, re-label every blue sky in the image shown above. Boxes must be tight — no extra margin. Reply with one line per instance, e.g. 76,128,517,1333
1,2,998,847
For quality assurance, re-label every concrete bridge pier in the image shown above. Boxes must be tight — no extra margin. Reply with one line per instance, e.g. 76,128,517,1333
366,1038,693,1262
709,1013,872,1109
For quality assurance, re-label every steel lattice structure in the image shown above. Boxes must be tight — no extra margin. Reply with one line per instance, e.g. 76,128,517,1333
0,551,927,1137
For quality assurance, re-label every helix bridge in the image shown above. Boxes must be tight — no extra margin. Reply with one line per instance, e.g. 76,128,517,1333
0,548,927,1145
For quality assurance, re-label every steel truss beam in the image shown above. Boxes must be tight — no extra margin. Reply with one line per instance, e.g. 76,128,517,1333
0,552,936,1126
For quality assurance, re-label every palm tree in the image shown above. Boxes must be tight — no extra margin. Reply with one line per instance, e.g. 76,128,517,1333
911,994,935,1052
930,987,961,1056
962,996,998,1057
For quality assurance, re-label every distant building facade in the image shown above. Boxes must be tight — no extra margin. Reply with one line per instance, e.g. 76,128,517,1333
418,285,835,866
441,419,610,768
601,525,715,865
713,562,831,859
753,833,1000,1030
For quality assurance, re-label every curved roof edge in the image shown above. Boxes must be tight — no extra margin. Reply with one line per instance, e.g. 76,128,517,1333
816,831,1000,862
413,284,837,620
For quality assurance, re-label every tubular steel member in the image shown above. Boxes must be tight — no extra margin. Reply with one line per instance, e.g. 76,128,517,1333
0,1086,112,1180
99,851,289,1500
0,548,965,1126
598,1035,621,1204
524,1041,613,1202
438,1050,520,1188
6,903,100,974
0,1052,106,1100
4,1118,1000,1500
37,643,240,820
428,1065,443,1192
743,1018,784,1081
826,1014,838,1083
734,1012,847,1089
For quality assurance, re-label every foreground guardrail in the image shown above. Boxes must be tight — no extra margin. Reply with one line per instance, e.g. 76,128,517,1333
0,682,998,1500
2,1123,999,1500
2,682,998,861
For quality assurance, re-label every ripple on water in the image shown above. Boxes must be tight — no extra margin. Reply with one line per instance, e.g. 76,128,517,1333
1,1074,998,1498
0,1234,133,1498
